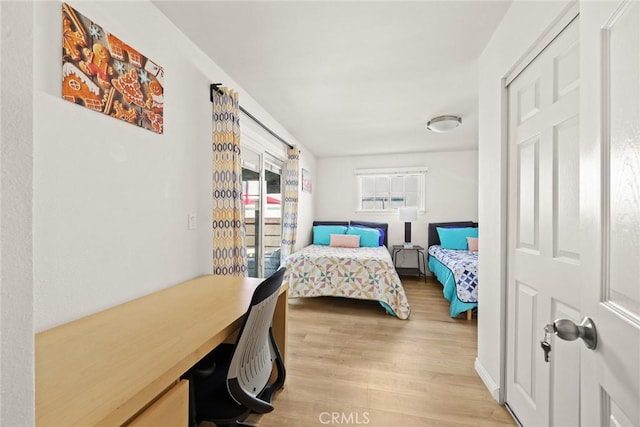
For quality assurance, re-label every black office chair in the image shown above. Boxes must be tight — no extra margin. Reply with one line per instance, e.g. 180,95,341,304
188,267,287,427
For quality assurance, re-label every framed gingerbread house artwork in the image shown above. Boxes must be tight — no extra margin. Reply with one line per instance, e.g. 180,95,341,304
61,3,164,134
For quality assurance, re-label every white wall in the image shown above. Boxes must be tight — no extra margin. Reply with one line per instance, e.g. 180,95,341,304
1,3,35,425
315,150,478,250
32,0,314,332
477,0,573,401
35,0,209,330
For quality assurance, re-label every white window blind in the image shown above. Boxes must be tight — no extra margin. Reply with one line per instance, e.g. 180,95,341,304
354,167,427,212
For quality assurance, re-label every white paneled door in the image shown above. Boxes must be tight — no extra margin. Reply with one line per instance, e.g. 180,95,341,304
581,1,639,425
506,15,581,426
507,3,640,426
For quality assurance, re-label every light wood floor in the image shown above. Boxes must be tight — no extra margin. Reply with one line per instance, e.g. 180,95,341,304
247,277,515,427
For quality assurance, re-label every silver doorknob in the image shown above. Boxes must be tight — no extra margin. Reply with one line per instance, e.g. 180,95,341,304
553,317,598,350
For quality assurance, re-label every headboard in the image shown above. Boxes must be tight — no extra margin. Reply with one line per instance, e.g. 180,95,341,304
428,221,478,249
313,220,389,247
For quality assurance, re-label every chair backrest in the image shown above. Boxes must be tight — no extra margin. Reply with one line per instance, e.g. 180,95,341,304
226,267,286,413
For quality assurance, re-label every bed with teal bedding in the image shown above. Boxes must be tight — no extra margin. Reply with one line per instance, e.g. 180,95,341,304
427,222,478,318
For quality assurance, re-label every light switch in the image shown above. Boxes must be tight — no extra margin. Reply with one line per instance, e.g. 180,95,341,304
188,213,197,230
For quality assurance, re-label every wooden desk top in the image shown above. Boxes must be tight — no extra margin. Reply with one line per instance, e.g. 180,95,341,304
36,275,286,426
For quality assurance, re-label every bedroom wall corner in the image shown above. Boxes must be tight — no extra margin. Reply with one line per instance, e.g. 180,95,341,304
477,0,573,403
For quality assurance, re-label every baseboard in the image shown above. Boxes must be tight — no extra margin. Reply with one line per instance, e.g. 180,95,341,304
474,357,500,402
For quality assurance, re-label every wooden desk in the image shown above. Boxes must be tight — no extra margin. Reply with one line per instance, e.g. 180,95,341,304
35,275,288,426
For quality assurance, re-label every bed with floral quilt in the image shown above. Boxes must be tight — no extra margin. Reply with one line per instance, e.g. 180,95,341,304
283,221,410,320
427,221,479,319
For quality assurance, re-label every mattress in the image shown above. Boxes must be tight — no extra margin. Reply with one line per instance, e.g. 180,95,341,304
428,245,478,317
283,245,410,319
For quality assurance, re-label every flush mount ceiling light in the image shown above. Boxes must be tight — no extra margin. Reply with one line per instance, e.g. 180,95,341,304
427,115,462,133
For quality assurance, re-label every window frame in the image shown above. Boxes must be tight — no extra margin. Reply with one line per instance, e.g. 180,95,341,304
354,167,428,213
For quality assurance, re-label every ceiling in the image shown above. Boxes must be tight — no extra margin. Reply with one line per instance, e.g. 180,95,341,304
154,1,512,158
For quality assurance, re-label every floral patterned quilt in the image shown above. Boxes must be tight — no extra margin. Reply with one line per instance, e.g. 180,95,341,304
283,245,410,319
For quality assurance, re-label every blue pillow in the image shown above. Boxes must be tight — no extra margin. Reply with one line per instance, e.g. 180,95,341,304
313,225,347,245
351,226,385,246
437,227,478,250
347,226,381,247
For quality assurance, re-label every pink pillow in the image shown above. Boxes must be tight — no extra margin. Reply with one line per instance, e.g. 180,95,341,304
330,234,360,248
467,237,478,251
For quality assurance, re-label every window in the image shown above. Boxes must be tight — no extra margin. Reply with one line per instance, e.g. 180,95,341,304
355,167,427,212
241,146,284,278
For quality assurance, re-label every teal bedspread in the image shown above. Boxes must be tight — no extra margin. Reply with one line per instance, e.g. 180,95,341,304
428,255,477,318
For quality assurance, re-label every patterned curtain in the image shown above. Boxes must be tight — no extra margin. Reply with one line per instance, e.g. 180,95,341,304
212,87,247,276
281,147,300,263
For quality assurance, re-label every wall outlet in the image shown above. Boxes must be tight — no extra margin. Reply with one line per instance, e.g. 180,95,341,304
187,213,197,230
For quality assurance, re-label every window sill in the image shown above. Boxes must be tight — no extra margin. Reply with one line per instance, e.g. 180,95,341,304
354,210,426,215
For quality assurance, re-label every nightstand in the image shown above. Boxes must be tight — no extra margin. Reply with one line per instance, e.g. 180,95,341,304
391,245,427,282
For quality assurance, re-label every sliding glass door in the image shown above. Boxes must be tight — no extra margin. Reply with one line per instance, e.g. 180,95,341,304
263,165,282,277
241,148,283,278
242,164,260,278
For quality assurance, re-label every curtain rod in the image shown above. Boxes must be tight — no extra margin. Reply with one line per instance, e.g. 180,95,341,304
210,83,295,150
